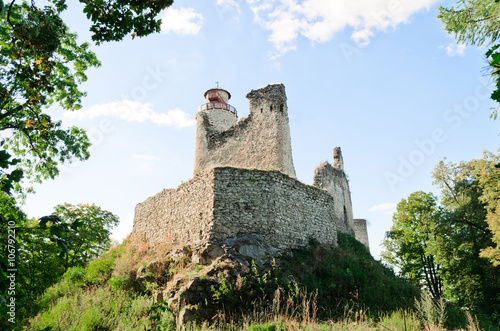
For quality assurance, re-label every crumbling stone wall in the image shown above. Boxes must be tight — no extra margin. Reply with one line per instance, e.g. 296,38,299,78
199,108,237,132
133,171,216,246
313,148,355,236
354,219,370,251
194,84,296,177
210,167,337,250
132,167,337,249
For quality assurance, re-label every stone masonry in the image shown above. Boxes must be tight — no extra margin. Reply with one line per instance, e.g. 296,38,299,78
134,167,338,250
313,147,354,236
133,84,370,254
194,84,296,177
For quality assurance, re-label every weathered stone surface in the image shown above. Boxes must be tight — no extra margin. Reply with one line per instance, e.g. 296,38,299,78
153,291,163,304
354,219,370,251
194,83,296,177
133,167,339,250
223,234,279,266
132,171,215,246
313,155,355,236
179,308,195,327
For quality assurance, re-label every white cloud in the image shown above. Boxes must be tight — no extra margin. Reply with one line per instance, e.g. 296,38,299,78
161,8,204,35
66,100,196,128
217,0,242,13
369,202,397,215
247,0,438,56
445,42,467,57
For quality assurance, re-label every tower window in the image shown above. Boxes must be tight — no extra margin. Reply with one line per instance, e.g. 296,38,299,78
270,105,273,111
280,104,284,112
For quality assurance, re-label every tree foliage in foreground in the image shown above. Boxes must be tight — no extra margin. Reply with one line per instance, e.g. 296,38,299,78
438,0,500,117
382,192,443,299
0,0,174,193
383,151,500,317
0,197,119,328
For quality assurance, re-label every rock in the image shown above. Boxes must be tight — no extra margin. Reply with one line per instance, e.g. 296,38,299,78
146,260,166,276
153,291,163,303
179,308,195,327
193,243,226,265
223,234,279,266
180,277,214,304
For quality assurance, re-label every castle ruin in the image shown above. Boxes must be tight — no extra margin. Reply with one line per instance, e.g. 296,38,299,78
132,84,369,255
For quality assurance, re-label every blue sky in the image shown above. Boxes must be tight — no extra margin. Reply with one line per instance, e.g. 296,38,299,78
23,0,499,260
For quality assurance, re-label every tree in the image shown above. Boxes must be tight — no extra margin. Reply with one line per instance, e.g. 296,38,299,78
0,198,119,328
382,191,443,298
438,0,500,118
383,152,500,315
473,152,500,266
0,0,174,193
51,203,119,270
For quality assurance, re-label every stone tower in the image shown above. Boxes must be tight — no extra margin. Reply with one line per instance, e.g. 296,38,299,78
194,84,296,177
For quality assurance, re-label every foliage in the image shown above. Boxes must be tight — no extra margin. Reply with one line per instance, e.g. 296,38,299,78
209,233,420,322
0,1,97,192
381,192,443,298
438,0,500,115
26,235,499,330
51,203,119,269
414,292,447,331
432,152,500,316
383,151,500,320
28,286,153,331
0,0,175,194
0,199,119,328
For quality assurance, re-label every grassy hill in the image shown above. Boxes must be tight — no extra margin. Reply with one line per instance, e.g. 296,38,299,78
20,233,486,330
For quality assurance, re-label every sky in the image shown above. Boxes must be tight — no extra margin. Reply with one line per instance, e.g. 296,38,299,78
22,0,500,260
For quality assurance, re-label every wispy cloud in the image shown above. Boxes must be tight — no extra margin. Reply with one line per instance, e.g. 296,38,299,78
247,0,438,56
444,42,467,57
66,100,196,128
369,203,397,215
161,8,204,35
218,0,242,13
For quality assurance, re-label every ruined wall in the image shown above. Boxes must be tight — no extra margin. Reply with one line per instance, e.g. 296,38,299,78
132,171,216,246
199,108,237,132
132,167,338,249
313,149,355,236
354,219,370,251
210,167,337,250
194,84,296,177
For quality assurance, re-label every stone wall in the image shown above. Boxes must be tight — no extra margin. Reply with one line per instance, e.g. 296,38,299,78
133,171,216,246
210,167,337,250
132,167,338,250
354,219,370,250
313,152,355,236
194,84,296,177
199,108,237,132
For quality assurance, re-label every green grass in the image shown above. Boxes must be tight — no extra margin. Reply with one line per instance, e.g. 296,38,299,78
21,234,496,330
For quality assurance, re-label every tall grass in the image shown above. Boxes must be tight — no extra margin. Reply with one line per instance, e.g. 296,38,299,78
24,234,495,330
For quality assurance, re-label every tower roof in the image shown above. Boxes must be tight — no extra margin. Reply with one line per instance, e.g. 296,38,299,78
204,88,231,100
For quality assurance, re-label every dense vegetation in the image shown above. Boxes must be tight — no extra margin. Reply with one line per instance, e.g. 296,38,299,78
382,151,500,324
17,232,492,330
